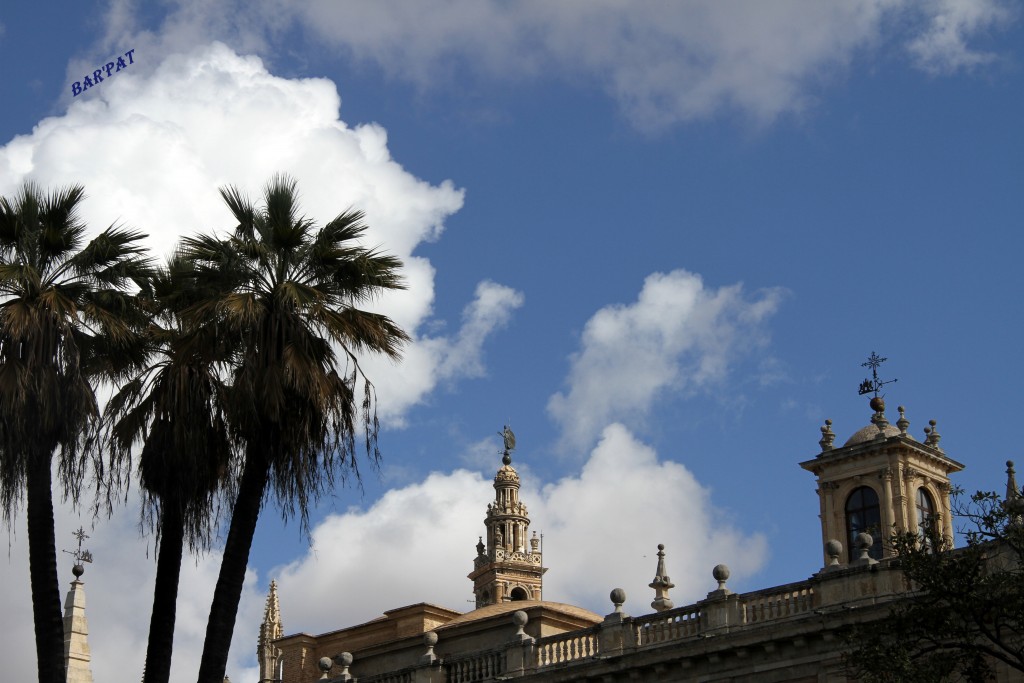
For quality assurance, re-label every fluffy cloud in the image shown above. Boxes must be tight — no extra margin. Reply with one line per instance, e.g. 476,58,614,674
270,422,766,640
93,0,1017,130
547,270,784,450
906,0,1014,73
0,495,266,683
0,42,520,423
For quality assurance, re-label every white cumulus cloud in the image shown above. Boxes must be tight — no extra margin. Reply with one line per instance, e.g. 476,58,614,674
0,41,520,424
547,270,785,450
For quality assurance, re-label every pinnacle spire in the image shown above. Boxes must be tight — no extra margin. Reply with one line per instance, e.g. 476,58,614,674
258,580,284,683
63,539,94,683
649,544,675,612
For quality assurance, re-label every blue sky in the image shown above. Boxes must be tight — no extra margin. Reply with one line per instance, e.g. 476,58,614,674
1,1,1023,681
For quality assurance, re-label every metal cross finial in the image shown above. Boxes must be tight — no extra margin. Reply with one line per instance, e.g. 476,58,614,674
64,527,94,565
858,352,897,398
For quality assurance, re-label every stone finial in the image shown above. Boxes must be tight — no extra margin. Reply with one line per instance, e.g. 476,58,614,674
708,564,732,597
318,657,333,679
331,652,353,682
476,536,485,556
422,631,438,664
648,544,675,612
610,588,626,613
870,396,889,434
924,420,942,450
896,406,909,436
530,531,540,552
1005,461,1024,524
1007,460,1020,500
824,539,843,569
511,610,530,641
852,533,878,566
819,419,835,452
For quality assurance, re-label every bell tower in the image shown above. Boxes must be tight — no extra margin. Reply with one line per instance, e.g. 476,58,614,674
469,426,546,608
800,354,964,564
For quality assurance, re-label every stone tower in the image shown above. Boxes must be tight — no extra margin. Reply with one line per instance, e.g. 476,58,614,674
257,580,284,683
468,427,546,608
801,395,963,564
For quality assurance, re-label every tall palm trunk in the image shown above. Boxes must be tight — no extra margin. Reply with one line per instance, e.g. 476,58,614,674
196,450,269,683
26,450,65,683
143,497,185,683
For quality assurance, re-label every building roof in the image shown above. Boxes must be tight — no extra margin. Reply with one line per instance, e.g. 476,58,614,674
843,422,903,446
439,600,602,628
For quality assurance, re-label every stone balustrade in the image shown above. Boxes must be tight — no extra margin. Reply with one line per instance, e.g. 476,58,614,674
739,582,815,623
444,650,505,683
534,626,599,666
634,604,701,646
325,565,902,683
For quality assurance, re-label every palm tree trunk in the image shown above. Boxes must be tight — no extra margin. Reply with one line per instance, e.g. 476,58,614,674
26,451,65,683
196,451,269,683
143,499,185,683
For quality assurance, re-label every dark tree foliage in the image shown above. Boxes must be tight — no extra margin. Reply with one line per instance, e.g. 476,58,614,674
102,261,235,683
0,183,152,683
187,174,410,683
844,481,1024,682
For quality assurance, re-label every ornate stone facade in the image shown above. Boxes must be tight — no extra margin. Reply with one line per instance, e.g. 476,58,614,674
801,398,963,564
258,406,1022,682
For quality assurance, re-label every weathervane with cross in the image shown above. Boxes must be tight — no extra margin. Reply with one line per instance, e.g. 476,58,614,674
858,352,897,398
63,527,94,575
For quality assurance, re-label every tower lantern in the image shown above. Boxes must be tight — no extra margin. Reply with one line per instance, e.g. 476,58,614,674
469,426,547,608
801,355,963,564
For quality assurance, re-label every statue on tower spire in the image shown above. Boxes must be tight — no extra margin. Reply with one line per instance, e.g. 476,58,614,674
499,424,516,465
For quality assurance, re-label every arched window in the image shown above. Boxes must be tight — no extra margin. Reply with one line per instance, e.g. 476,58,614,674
917,487,937,547
509,587,528,601
845,486,883,560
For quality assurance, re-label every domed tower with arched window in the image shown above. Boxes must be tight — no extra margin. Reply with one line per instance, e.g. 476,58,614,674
800,395,963,564
468,426,547,608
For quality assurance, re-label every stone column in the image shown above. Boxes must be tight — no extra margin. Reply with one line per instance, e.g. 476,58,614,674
505,611,536,675
63,565,93,683
598,589,633,657
700,565,739,633
879,466,895,544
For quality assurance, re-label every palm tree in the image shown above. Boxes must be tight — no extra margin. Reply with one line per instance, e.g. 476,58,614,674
0,183,152,683
183,175,409,683
103,261,234,683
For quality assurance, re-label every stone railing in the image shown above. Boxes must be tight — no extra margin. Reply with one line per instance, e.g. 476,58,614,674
327,568,862,683
739,582,815,624
535,625,599,666
634,604,701,646
445,649,505,683
359,670,414,683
